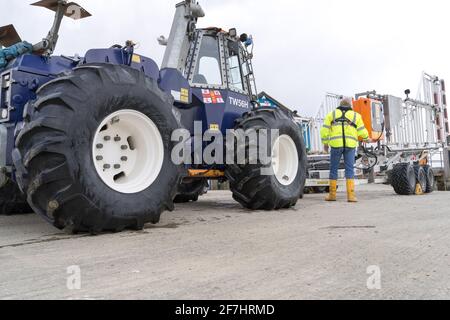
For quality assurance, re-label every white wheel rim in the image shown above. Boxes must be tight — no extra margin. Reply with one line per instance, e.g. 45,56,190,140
272,135,299,186
92,109,164,194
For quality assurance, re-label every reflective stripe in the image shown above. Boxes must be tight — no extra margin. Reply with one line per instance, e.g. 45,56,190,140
352,112,357,124
357,126,366,131
323,125,331,129
334,123,354,128
330,136,358,142
332,111,337,121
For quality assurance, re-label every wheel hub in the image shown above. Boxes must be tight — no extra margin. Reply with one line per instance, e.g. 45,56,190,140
272,135,299,186
92,109,164,194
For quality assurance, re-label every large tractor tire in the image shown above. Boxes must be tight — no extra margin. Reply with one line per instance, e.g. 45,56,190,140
0,178,31,215
414,165,427,194
13,63,182,233
422,165,435,193
174,179,209,203
225,108,307,210
391,163,416,195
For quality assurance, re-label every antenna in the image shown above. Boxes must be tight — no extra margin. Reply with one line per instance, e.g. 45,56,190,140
31,0,91,56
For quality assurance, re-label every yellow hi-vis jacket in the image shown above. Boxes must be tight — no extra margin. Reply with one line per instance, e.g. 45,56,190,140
320,108,369,149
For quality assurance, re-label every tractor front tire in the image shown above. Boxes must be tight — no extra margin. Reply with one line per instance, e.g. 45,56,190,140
13,63,182,233
0,179,31,215
225,108,307,210
174,179,209,203
391,163,416,195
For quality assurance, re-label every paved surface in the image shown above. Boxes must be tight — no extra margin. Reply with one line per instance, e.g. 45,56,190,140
0,184,449,300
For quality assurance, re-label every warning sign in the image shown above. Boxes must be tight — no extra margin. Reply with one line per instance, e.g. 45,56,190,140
202,89,224,104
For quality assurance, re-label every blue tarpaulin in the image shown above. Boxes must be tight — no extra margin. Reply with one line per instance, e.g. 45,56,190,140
0,41,33,69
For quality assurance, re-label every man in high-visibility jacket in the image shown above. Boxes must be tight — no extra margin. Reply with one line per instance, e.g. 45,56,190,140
320,98,369,202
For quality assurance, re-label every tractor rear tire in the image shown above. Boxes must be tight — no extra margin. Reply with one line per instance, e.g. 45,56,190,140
414,165,427,194
174,179,209,203
13,63,182,233
0,179,31,215
391,163,416,195
225,108,307,210
422,165,435,193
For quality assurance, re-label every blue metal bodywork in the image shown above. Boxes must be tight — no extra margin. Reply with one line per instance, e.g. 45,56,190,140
1,54,78,123
0,48,250,169
0,54,79,168
83,48,160,81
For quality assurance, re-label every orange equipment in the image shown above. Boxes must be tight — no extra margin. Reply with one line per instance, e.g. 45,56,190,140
352,98,384,141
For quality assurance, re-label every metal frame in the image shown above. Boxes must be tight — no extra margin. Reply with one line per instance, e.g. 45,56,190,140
223,35,250,95
186,30,227,91
186,29,251,96
31,0,91,56
302,73,450,187
161,0,204,72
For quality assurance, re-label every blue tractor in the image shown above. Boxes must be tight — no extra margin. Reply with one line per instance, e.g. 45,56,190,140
0,0,307,233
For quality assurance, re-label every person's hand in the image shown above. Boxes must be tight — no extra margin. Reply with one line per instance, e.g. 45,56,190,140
324,145,329,153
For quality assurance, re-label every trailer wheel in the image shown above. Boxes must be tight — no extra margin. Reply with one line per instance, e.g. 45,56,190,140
13,63,182,233
391,163,416,195
414,166,427,194
225,108,307,210
422,165,435,193
174,179,208,203
0,179,31,215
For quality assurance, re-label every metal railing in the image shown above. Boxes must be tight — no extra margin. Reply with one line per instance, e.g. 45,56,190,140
304,73,449,155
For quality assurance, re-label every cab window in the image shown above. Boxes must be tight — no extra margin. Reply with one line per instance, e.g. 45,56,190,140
193,35,222,86
227,40,244,91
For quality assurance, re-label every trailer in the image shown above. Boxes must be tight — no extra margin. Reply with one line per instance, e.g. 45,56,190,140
301,73,450,193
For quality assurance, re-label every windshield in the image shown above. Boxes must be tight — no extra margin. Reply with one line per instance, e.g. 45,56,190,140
193,35,223,86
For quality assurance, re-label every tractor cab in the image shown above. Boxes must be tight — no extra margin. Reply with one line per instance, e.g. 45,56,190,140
184,27,257,99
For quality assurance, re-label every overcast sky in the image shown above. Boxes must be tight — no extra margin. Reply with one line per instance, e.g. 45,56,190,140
2,0,449,116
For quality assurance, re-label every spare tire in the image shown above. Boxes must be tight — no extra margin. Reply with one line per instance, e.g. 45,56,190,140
391,163,416,195
414,165,427,194
422,165,435,193
13,63,182,233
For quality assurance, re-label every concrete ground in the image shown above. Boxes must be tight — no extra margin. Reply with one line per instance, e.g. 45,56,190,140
0,184,449,300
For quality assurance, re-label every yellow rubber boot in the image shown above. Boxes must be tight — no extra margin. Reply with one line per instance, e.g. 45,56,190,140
325,180,338,202
347,179,358,203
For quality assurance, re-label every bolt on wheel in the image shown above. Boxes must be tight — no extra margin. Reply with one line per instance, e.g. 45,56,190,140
92,109,164,194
